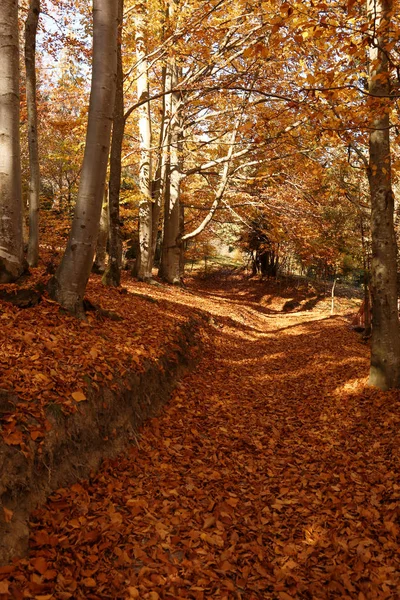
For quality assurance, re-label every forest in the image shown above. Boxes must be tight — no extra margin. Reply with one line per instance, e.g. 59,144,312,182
0,0,399,598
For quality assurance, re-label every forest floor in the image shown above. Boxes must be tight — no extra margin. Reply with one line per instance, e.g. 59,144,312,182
1,273,400,599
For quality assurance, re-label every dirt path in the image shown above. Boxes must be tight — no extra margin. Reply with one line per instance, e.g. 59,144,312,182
3,278,400,599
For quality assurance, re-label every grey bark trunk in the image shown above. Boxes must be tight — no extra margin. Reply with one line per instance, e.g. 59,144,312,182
160,60,183,284
367,0,400,389
150,66,167,265
25,0,40,267
135,7,153,281
93,189,109,274
0,0,25,282
49,0,118,315
103,0,124,288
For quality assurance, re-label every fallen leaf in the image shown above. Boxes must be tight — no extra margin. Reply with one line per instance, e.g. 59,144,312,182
0,580,9,594
3,507,13,523
32,557,48,575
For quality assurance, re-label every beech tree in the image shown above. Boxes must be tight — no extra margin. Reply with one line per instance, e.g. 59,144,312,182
0,0,25,282
159,56,183,284
104,0,124,288
25,0,41,267
367,0,400,389
93,190,109,274
49,0,118,314
134,1,153,281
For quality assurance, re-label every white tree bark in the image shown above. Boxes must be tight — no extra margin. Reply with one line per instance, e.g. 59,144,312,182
93,188,109,274
49,0,118,315
150,65,167,266
25,0,41,267
135,4,153,281
0,0,25,282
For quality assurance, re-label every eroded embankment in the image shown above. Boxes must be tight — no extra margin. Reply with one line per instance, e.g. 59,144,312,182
2,275,400,599
0,308,204,565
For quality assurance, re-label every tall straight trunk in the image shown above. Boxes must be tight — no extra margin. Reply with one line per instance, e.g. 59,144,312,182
135,6,153,281
0,0,25,282
367,0,400,389
104,0,124,287
25,0,40,267
49,0,118,315
160,59,183,284
150,65,168,268
93,188,109,273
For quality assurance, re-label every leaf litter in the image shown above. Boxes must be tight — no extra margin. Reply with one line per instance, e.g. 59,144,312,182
1,274,400,599
0,270,193,451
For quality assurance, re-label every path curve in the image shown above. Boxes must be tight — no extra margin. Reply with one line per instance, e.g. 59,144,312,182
5,277,400,599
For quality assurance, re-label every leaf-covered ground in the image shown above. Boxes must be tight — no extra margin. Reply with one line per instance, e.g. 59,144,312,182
0,272,193,450
1,275,400,599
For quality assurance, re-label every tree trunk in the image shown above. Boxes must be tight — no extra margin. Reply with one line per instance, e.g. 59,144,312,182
160,59,183,284
103,0,124,288
93,188,109,273
150,65,168,270
0,0,25,282
25,0,40,267
49,0,118,315
135,5,153,281
367,0,400,389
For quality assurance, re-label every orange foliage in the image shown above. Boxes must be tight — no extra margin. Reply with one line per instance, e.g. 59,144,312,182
1,275,399,598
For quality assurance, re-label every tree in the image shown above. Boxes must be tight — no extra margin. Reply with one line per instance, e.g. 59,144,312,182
367,0,400,389
134,1,153,281
49,0,118,314
159,54,183,284
93,188,109,274
0,0,26,282
103,0,124,287
25,0,41,267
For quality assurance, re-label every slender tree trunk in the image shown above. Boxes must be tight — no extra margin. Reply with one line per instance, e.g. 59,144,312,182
93,188,109,273
49,0,118,315
150,65,167,269
0,0,25,282
103,0,124,287
160,59,183,284
367,0,400,389
135,5,153,281
360,213,372,335
25,0,40,267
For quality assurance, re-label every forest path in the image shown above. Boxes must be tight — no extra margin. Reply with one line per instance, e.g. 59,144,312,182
7,277,400,599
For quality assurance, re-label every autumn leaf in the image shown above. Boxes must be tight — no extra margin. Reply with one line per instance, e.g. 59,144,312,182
279,593,294,600
3,507,13,523
82,577,96,588
3,430,23,446
71,391,86,402
226,497,239,507
32,557,48,575
0,581,9,594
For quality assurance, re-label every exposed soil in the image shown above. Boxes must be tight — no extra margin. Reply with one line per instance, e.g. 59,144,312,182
0,277,204,565
1,274,399,599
